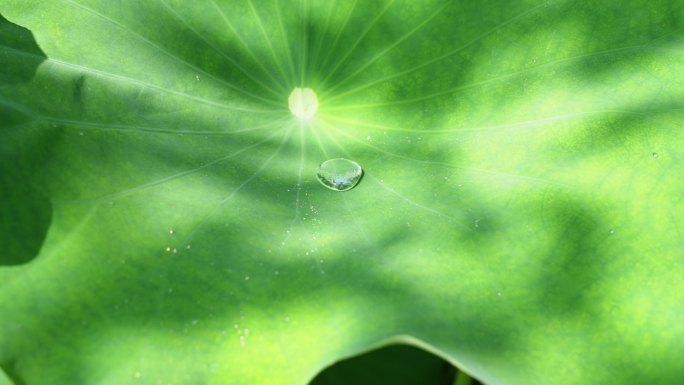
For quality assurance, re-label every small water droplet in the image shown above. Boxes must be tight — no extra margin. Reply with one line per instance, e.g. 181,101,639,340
497,292,502,296
186,244,191,249
609,229,615,235
134,371,141,379
284,316,290,322
79,132,84,136
165,246,171,252
169,229,175,235
652,152,658,158
234,324,239,329
244,328,249,336
191,320,198,325
239,335,245,347
168,288,173,293
172,248,177,254
195,75,200,81
244,275,250,280
316,158,363,191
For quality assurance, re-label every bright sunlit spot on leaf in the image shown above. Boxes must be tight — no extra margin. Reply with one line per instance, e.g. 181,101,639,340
289,87,319,120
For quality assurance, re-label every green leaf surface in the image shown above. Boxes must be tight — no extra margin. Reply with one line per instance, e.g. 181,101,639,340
1,1,683,384
310,344,456,385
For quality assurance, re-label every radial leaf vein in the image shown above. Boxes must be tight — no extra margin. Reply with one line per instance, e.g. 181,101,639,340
323,2,450,97
158,0,285,102
62,0,277,107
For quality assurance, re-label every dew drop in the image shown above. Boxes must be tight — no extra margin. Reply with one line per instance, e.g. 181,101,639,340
316,158,363,191
609,229,615,235
244,275,250,281
239,335,246,347
169,229,175,235
652,152,658,158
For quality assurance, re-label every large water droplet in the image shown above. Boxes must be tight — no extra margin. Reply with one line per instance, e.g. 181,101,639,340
316,158,363,191
288,88,318,119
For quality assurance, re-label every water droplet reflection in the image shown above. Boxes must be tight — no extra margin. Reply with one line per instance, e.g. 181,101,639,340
316,158,363,191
